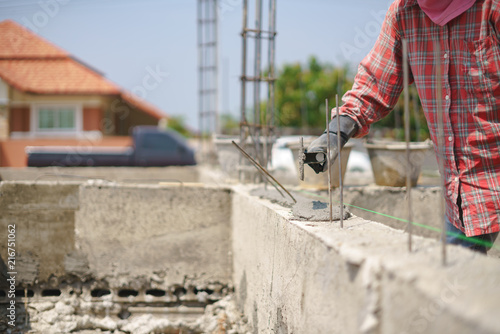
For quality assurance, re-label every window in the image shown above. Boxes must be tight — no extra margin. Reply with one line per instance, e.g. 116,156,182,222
142,133,178,152
30,104,83,136
38,107,76,131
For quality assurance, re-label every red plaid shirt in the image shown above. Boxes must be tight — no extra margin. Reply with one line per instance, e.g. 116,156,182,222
341,0,500,237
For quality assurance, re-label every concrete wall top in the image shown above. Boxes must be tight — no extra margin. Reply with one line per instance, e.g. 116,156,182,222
231,185,500,334
0,166,200,183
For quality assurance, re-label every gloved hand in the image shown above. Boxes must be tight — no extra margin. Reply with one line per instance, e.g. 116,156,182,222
306,115,358,173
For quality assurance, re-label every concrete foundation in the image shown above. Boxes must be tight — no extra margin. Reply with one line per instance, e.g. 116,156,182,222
1,179,500,333
0,181,233,333
0,181,81,283
232,186,500,334
0,181,232,288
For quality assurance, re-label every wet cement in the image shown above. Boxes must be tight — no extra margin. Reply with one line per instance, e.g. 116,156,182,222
250,187,350,221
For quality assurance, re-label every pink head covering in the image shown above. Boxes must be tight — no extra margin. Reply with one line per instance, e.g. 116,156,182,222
417,0,476,26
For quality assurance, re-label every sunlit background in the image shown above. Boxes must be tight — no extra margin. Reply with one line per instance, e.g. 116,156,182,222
0,0,392,131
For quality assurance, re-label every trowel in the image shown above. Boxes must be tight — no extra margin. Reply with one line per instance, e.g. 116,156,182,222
297,137,328,181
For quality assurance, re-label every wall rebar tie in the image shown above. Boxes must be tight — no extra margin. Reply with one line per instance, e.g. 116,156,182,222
232,140,296,204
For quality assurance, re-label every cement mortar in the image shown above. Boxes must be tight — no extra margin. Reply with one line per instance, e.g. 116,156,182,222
250,187,350,221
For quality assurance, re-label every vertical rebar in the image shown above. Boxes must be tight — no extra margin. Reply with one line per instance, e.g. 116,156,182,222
434,42,447,266
197,0,203,152
266,0,277,166
213,0,220,135
336,94,343,229
403,39,412,252
326,99,332,224
204,0,210,150
253,0,262,165
239,0,248,181
412,88,422,142
197,0,219,162
240,0,276,181
24,288,28,326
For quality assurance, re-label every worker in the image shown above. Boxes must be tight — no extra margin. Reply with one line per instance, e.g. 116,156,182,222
306,0,500,254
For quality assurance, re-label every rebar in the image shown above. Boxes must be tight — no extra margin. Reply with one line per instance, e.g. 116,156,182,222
197,0,219,162
403,39,412,252
253,0,262,166
434,42,447,266
239,0,249,181
336,95,343,229
232,141,296,204
326,99,332,224
239,0,277,182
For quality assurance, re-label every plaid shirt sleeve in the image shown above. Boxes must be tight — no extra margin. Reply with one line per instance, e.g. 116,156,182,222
338,0,500,237
340,2,410,138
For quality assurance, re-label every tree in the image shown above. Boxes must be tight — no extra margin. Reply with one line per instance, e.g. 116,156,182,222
165,116,191,138
272,56,353,128
270,56,429,141
220,113,239,135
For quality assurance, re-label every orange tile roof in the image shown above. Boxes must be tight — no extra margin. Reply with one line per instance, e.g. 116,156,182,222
0,20,68,59
0,59,120,94
0,19,165,120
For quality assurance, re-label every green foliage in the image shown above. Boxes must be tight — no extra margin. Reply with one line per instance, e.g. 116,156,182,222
220,113,239,135
272,56,353,128
165,116,191,138
270,56,429,141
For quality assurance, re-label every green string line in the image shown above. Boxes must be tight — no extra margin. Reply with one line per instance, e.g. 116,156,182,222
297,189,499,251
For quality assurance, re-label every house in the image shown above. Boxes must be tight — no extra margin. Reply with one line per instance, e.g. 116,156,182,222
0,19,166,167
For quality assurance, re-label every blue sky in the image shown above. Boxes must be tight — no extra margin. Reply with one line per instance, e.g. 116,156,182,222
0,0,393,130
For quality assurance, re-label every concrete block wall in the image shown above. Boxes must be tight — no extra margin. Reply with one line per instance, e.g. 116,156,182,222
2,180,500,333
0,181,81,284
76,182,232,287
0,181,232,290
231,186,500,334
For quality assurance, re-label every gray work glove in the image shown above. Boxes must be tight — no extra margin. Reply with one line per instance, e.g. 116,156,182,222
306,115,359,173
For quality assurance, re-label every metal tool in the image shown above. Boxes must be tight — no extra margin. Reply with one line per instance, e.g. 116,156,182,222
298,137,305,181
403,39,413,252
297,142,328,177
